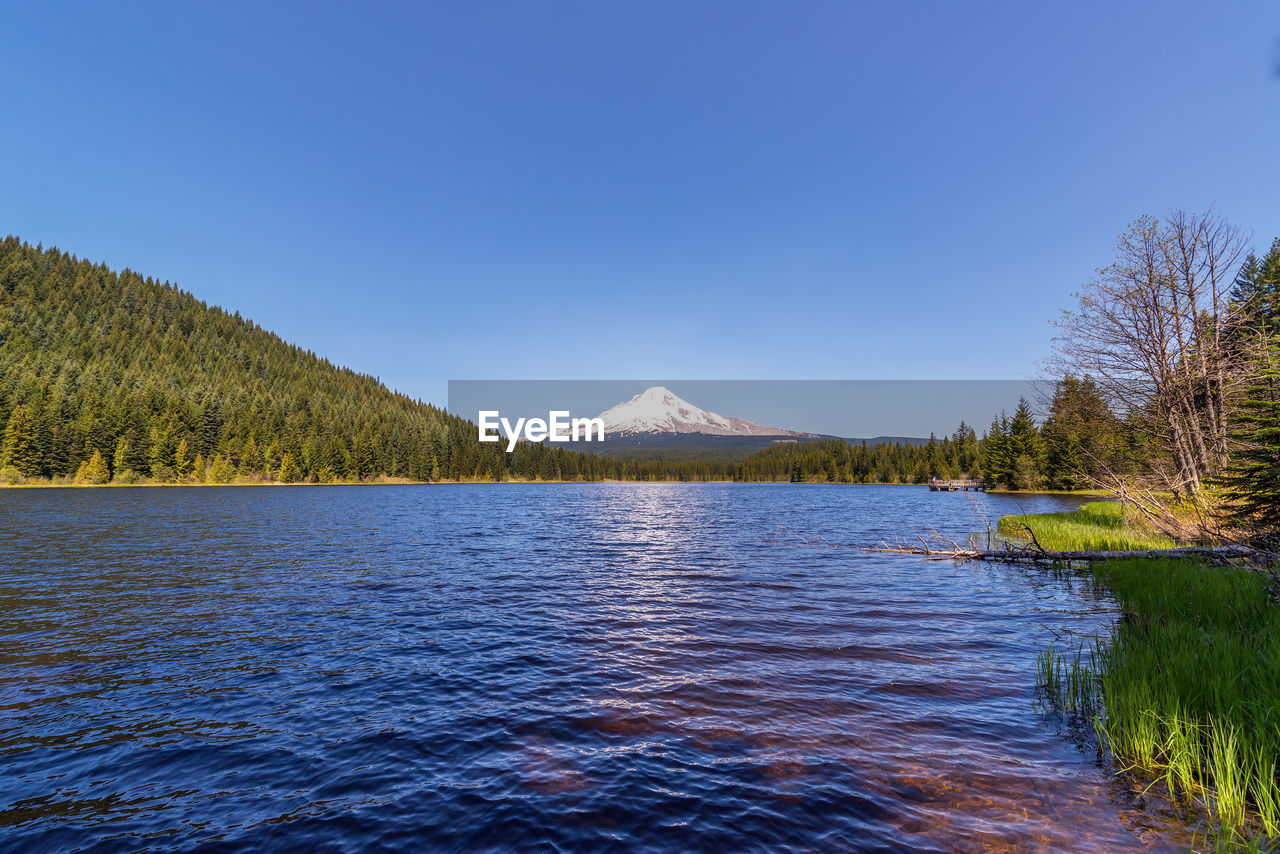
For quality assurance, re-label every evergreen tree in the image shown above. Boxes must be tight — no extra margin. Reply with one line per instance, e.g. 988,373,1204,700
353,425,376,479
1041,374,1120,489
263,439,282,479
45,395,77,477
113,436,132,479
241,436,261,476
1230,251,1261,306
1006,398,1043,490
951,420,979,477
278,452,299,484
149,426,171,480
1,405,42,477
1265,240,1280,328
1043,376,1085,488
1230,239,1280,333
981,414,1011,488
74,449,111,484
1221,333,1280,534
208,453,236,484
198,398,223,456
174,438,193,480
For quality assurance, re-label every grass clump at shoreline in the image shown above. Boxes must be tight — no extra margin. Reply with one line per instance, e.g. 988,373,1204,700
1038,557,1280,849
999,501,1178,551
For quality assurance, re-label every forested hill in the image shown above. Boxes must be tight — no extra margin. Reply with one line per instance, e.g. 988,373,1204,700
0,237,613,483
0,237,1086,488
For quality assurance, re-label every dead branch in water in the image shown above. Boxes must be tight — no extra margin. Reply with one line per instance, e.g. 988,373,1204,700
771,525,1260,567
853,542,1258,566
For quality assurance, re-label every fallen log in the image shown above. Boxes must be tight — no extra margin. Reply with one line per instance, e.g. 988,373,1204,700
770,525,1263,566
852,543,1259,564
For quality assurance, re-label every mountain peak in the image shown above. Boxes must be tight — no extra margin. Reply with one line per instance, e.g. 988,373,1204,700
632,386,681,406
596,387,807,437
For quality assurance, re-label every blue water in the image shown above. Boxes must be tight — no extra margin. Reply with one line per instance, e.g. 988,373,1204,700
0,485,1186,851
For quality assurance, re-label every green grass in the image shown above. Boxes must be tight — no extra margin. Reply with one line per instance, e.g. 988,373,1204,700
998,501,1179,551
1037,558,1280,849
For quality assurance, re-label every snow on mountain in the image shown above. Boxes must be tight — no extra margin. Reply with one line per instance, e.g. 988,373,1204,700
595,387,811,437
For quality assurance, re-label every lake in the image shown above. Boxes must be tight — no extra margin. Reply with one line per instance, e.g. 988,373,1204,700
0,484,1189,851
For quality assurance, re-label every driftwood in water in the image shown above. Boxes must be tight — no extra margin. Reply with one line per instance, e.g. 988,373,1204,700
853,542,1259,564
771,525,1262,566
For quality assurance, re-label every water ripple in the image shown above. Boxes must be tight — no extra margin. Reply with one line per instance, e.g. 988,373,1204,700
0,484,1190,851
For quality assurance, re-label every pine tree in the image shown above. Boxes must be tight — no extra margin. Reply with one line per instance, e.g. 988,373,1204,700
352,426,377,479
74,449,111,484
1,405,42,477
278,452,299,484
174,438,193,480
1221,333,1280,534
263,439,282,479
199,398,223,457
242,436,260,476
208,453,236,484
1264,240,1280,328
1041,378,1082,489
87,449,110,484
113,436,131,480
1231,251,1262,301
981,414,1011,488
951,420,979,476
1042,375,1123,489
1006,398,1043,490
45,396,77,477
1230,239,1280,333
149,426,171,480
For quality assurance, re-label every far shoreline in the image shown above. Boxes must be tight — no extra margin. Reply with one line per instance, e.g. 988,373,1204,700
0,479,1106,493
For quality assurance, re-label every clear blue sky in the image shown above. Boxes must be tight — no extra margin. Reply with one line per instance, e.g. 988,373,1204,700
3,2,1278,406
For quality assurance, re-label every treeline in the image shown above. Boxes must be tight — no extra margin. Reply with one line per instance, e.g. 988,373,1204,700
736,432,977,483
583,431,981,484
980,379,1135,492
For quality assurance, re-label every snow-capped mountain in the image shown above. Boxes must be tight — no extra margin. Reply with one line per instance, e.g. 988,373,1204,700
596,387,813,437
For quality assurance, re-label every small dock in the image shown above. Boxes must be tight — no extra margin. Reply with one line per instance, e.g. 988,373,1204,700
928,479,985,492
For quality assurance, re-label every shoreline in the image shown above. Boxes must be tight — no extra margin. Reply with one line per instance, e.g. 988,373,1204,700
0,479,1105,492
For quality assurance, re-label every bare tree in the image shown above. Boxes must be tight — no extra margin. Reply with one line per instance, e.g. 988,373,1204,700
1051,211,1249,530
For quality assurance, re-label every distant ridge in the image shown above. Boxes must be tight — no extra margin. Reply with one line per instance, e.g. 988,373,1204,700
575,386,925,460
